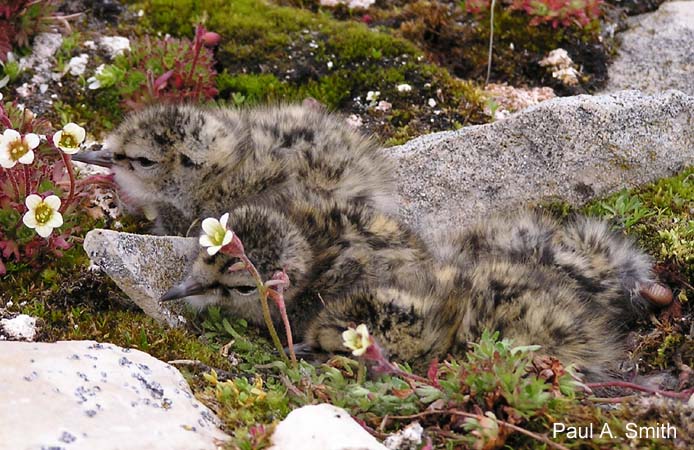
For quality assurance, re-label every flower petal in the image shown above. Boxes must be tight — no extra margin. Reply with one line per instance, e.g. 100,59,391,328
222,230,233,246
24,133,40,149
199,235,214,247
355,324,370,337
3,129,20,141
64,123,86,143
52,131,63,148
60,145,79,155
206,245,222,256
25,194,42,210
352,346,367,357
22,211,38,228
18,149,34,165
44,195,61,210
201,217,220,235
35,224,53,238
45,211,63,228
220,212,229,228
0,154,16,168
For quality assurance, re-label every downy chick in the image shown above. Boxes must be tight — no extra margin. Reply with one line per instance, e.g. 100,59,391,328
72,104,395,235
161,197,432,339
306,211,671,375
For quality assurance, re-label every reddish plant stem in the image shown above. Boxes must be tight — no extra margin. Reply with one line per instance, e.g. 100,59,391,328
268,287,298,365
586,381,694,400
75,175,117,188
23,165,30,197
185,27,203,85
57,150,76,213
239,254,291,365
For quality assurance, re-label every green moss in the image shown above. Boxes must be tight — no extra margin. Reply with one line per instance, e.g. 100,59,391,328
130,0,487,141
584,168,694,273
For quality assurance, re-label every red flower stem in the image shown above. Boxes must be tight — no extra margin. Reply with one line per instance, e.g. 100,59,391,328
185,26,203,85
586,381,694,400
58,150,76,213
239,254,290,364
23,165,30,197
268,287,298,366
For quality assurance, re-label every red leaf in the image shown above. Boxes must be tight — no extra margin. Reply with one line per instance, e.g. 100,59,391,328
427,358,441,388
153,70,174,92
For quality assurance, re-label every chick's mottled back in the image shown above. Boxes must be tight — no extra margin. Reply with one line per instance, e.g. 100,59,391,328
76,104,395,235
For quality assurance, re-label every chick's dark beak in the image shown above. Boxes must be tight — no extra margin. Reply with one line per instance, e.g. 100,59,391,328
71,148,114,168
160,278,205,302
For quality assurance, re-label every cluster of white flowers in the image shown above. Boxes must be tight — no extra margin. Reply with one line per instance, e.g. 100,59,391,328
0,122,86,237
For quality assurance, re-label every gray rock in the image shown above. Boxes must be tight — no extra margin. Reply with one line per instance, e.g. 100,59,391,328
605,2,694,95
83,229,198,326
392,90,694,234
0,340,228,450
269,404,388,450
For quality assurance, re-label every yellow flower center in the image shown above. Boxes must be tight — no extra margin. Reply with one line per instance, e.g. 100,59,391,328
34,202,53,224
59,133,78,149
212,227,226,245
9,139,28,161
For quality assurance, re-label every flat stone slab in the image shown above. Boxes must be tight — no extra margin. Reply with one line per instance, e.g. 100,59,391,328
392,90,694,234
83,229,198,327
0,340,228,450
605,2,694,95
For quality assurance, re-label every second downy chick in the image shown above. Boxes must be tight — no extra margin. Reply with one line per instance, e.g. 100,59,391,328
306,211,672,376
73,103,396,235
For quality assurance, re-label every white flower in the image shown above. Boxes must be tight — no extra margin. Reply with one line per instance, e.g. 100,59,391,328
199,212,234,255
397,83,412,93
427,98,437,108
0,129,39,168
342,324,371,356
22,194,63,238
53,123,86,154
366,91,380,102
87,64,105,90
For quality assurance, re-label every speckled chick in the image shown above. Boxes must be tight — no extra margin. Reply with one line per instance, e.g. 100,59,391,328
73,103,395,235
306,211,667,375
160,197,432,340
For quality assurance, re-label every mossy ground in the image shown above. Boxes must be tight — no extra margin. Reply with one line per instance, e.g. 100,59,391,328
1,0,692,449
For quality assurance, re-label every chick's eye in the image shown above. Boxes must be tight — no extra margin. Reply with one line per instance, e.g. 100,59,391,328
233,286,257,296
135,157,156,168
